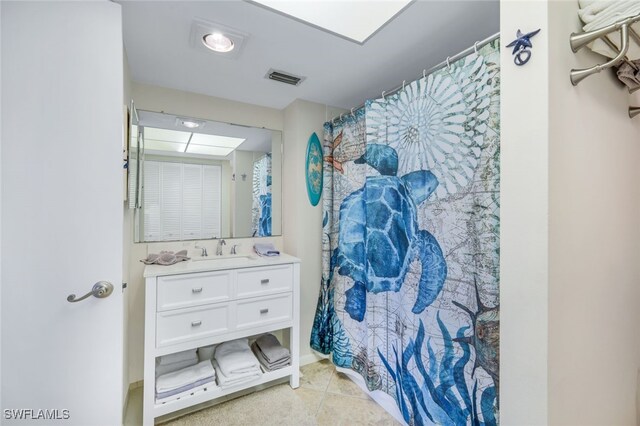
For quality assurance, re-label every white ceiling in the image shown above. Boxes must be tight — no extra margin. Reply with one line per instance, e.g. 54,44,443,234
120,0,499,110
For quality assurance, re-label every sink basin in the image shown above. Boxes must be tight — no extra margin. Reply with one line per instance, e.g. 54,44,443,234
191,255,256,262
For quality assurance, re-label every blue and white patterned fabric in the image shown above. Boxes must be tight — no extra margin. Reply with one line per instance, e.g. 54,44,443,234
311,40,500,425
252,154,272,237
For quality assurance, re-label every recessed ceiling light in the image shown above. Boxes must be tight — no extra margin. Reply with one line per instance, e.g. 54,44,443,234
181,120,200,129
202,32,234,53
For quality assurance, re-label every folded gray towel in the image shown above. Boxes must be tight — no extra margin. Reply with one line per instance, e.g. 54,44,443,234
617,60,640,91
141,250,190,265
251,343,290,372
254,334,290,363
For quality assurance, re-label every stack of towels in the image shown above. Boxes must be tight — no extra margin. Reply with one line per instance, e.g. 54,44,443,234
212,338,262,389
155,359,216,404
578,1,640,59
251,334,291,372
155,349,198,377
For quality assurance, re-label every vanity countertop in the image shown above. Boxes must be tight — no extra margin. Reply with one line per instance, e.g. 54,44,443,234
143,252,301,278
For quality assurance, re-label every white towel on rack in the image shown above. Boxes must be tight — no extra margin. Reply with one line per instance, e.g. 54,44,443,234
578,0,640,59
214,338,261,377
212,360,262,389
157,349,198,366
156,360,216,393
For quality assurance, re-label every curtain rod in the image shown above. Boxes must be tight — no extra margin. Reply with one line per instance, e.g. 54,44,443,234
333,31,500,122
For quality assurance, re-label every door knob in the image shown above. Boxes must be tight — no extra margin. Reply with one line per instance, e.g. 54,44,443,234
67,281,114,303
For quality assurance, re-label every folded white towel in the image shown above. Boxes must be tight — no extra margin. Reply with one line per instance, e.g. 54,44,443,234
155,357,199,378
156,360,216,393
157,349,198,366
213,359,262,389
214,338,260,377
578,0,618,24
155,380,217,405
578,0,640,59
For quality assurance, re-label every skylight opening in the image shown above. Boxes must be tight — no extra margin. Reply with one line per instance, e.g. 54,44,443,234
251,0,412,43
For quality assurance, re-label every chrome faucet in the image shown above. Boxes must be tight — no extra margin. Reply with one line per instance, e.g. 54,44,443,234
195,242,208,257
230,244,240,255
216,239,226,256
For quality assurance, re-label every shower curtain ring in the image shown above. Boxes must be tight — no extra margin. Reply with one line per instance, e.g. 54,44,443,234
381,90,386,99
351,107,355,117
402,80,406,90
446,57,451,69
474,41,479,53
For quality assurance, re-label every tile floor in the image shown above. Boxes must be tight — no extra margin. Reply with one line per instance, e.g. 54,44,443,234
124,360,400,425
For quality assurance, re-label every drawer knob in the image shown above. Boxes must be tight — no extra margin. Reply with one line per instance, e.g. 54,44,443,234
259,308,269,314
192,287,203,293
260,279,270,285
191,320,202,327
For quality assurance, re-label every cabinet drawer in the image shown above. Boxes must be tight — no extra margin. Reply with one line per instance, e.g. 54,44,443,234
236,293,292,329
157,271,232,311
235,265,292,299
156,304,230,347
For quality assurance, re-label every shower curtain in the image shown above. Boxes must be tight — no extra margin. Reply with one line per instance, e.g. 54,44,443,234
311,40,500,425
252,153,272,237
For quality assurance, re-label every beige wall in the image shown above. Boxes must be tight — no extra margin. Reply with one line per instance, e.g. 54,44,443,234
282,100,345,364
500,1,550,423
548,1,640,424
501,1,640,424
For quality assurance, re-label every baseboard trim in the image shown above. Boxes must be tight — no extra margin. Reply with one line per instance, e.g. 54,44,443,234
129,380,144,390
300,351,329,366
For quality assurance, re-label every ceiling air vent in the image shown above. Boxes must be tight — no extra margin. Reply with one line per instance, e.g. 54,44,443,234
266,69,306,86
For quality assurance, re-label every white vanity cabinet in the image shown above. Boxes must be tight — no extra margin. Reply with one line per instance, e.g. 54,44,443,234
142,254,301,425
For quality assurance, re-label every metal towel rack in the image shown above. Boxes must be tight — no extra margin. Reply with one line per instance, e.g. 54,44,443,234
569,13,640,118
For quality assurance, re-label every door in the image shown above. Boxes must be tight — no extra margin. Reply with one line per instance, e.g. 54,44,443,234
2,2,125,425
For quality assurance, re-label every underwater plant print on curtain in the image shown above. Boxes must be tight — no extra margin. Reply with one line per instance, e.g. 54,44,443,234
310,39,500,425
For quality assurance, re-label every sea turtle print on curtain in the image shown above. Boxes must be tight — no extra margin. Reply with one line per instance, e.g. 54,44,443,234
311,39,500,425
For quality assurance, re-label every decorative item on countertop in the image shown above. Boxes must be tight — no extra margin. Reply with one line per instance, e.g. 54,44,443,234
305,132,323,206
141,250,190,265
253,242,280,257
507,28,541,66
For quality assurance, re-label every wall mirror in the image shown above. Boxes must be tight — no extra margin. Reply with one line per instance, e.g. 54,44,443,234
129,105,282,242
